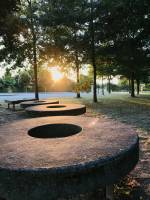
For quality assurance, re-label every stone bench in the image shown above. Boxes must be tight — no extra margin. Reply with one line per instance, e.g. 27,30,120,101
5,99,37,110
0,116,139,200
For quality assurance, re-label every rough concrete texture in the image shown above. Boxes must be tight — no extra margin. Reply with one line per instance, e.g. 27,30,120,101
0,116,139,200
20,99,59,109
26,103,86,116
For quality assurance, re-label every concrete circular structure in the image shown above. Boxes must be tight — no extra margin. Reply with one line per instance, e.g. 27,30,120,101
26,104,86,117
0,116,139,200
20,99,59,109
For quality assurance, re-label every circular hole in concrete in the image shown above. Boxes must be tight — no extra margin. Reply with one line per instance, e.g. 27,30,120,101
28,124,82,138
47,105,66,108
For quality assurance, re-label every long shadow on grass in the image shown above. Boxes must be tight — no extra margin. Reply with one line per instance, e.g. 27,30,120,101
83,98,150,133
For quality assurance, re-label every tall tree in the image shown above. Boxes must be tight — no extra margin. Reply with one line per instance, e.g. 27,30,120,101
96,0,150,97
90,0,98,102
20,0,40,99
0,0,42,99
40,0,88,98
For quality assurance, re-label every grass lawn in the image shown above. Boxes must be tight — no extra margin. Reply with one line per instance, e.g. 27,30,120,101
83,93,150,133
0,92,150,199
59,92,150,132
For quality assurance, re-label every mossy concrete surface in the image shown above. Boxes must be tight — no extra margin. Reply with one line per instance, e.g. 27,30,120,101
0,116,139,200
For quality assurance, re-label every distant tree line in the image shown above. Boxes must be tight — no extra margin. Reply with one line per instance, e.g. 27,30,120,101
0,0,149,101
0,67,91,93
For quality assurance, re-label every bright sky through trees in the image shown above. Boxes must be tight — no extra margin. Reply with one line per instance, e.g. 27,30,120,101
50,67,64,81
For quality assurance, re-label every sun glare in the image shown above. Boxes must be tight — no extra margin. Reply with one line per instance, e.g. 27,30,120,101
51,67,63,81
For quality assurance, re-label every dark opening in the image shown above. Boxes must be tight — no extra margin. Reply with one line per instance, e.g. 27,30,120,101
47,105,66,108
28,124,82,138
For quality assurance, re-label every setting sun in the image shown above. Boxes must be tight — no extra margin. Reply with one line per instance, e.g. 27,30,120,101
51,67,63,81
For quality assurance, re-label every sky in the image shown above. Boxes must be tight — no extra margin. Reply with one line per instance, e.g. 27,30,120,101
0,66,5,78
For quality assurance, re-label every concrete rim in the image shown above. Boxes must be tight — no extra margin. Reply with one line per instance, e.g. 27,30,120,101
20,99,59,109
25,104,86,116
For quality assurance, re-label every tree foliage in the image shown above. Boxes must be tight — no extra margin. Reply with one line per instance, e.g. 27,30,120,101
0,0,149,98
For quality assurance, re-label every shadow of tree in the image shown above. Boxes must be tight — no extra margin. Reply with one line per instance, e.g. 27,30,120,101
83,98,150,133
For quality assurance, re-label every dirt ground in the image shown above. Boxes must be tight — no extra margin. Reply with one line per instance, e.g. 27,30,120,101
0,95,149,200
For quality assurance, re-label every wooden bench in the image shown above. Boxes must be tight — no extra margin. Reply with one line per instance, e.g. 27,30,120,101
5,99,37,110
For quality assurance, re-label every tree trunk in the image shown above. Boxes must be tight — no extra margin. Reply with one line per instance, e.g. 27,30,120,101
33,34,39,100
128,78,131,94
131,72,135,97
28,0,39,100
90,0,97,102
102,75,104,95
76,64,80,98
93,64,97,102
75,48,80,98
74,31,80,98
107,76,111,94
136,79,140,95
